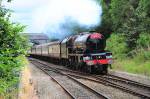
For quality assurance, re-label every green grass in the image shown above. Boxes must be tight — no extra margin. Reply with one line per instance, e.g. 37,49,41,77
112,59,150,76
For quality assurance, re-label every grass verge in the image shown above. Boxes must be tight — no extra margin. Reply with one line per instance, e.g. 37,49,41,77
112,59,150,76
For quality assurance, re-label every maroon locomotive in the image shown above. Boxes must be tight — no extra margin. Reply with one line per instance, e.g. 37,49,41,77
29,32,112,74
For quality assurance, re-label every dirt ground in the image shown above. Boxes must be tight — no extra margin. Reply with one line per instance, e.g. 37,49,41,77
18,63,71,99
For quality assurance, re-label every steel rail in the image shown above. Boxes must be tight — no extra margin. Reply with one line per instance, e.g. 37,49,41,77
104,74,150,90
30,58,150,99
67,73,150,99
30,60,108,99
31,61,76,99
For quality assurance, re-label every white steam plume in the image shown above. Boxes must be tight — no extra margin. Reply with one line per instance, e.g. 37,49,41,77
32,0,102,39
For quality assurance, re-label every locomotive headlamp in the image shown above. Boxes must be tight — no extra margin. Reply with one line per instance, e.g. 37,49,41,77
83,56,91,61
87,61,94,66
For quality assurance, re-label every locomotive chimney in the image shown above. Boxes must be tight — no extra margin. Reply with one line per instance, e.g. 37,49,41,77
89,30,96,33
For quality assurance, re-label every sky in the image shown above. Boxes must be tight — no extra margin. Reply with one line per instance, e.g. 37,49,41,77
3,0,102,39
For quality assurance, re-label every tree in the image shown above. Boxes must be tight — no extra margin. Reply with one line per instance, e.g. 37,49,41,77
0,0,29,95
136,0,150,34
109,0,142,49
95,0,112,39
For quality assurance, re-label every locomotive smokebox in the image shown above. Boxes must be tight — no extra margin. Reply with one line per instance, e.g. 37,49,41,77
74,33,106,53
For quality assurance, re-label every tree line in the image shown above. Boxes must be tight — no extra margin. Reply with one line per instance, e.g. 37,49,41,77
96,0,150,58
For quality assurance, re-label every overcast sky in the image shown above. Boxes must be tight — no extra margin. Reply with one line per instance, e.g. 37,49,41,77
3,0,102,38
3,0,48,33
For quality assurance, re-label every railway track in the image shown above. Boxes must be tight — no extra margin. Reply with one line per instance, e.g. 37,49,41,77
30,58,150,99
94,75,150,99
98,74,150,91
30,59,108,99
67,73,150,99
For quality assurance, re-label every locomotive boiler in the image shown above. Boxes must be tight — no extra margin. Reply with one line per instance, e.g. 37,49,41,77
29,32,112,74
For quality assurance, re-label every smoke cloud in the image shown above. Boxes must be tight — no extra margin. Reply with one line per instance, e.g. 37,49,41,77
32,0,102,39
3,0,102,39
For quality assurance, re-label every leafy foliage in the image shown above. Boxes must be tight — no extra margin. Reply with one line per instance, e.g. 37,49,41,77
110,0,141,49
96,0,150,75
0,18,28,56
96,0,150,53
95,0,112,38
0,0,29,96
106,34,128,58
136,0,150,34
137,33,150,48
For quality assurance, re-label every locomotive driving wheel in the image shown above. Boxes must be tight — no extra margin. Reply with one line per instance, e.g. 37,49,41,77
86,65,94,73
101,65,108,74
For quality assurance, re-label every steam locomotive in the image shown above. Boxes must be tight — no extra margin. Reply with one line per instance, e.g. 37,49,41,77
29,32,112,74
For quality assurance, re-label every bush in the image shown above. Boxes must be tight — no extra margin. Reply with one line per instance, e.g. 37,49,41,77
137,33,150,48
106,34,128,59
0,55,28,97
0,17,29,96
0,1,29,96
133,49,150,63
131,33,150,62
